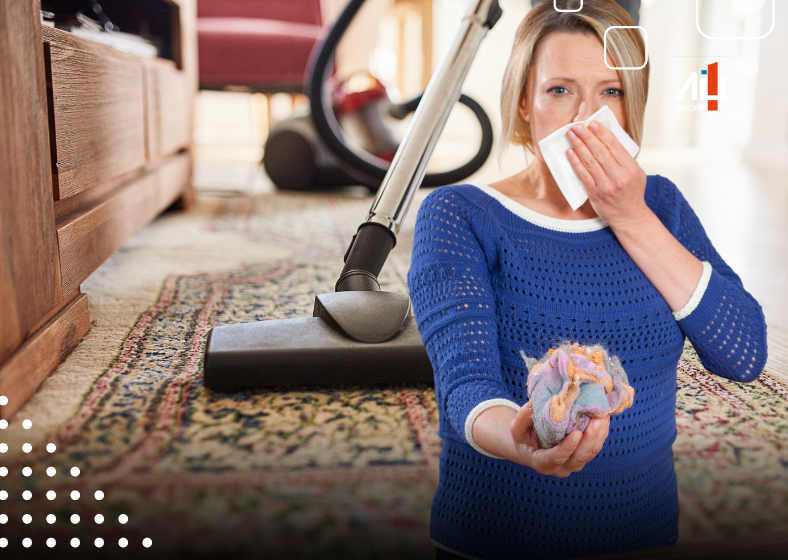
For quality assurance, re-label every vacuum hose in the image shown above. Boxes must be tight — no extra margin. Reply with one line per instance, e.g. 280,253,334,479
305,0,494,189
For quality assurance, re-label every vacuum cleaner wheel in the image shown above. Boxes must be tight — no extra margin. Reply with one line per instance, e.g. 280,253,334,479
263,129,316,191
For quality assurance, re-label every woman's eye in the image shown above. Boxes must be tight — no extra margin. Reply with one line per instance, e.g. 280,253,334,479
549,87,569,95
604,88,623,96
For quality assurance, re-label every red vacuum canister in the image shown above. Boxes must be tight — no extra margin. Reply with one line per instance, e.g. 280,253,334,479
263,71,404,192
331,72,401,162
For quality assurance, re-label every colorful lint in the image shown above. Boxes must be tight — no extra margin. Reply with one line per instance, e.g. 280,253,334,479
521,343,635,449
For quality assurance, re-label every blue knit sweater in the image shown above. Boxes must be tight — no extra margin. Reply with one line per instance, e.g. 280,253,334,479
407,176,767,559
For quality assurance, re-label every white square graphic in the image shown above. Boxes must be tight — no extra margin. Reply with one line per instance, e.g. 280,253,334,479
696,0,775,40
554,0,582,13
603,26,648,70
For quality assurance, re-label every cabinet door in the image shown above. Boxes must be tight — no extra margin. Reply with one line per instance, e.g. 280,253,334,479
57,154,190,296
44,27,147,201
145,60,191,160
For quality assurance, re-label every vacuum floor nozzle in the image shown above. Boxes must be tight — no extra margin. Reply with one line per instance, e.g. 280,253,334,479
204,291,434,390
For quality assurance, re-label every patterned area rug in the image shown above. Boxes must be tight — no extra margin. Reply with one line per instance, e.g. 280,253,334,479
1,189,787,558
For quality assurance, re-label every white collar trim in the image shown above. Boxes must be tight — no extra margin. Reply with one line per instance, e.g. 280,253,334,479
466,181,609,233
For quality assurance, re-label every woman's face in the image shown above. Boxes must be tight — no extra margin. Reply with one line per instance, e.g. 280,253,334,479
520,31,627,157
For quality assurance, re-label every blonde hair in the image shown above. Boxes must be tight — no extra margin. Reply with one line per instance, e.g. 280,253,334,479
498,0,649,164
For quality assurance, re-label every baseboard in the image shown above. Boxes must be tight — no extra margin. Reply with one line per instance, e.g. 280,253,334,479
0,293,90,420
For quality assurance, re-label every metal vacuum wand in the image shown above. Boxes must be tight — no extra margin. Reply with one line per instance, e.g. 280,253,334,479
336,0,502,292
202,0,502,389
369,0,501,235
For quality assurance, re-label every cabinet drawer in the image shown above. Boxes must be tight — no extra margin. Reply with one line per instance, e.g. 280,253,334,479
57,154,190,295
44,27,147,200
145,60,191,160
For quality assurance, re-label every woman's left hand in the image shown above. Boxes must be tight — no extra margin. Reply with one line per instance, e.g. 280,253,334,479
566,120,649,229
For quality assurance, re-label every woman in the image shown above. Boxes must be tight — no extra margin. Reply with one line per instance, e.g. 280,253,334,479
406,1,768,559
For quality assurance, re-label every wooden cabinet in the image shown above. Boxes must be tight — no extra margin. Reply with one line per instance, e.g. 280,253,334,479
45,27,148,200
146,58,192,160
57,154,191,295
0,0,197,419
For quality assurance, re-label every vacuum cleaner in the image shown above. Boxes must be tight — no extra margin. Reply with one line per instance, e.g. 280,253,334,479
263,70,494,192
263,72,402,192
203,0,503,390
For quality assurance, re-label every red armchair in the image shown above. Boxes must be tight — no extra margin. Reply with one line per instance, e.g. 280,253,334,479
197,0,328,93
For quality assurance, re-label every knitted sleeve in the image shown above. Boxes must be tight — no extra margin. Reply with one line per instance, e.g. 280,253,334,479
407,188,519,447
656,176,768,382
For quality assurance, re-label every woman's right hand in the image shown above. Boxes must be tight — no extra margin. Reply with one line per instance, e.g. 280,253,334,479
509,401,610,478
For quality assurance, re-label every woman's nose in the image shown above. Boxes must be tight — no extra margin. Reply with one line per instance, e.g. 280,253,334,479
572,100,602,123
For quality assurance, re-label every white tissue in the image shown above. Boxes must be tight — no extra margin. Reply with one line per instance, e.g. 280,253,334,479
537,105,640,211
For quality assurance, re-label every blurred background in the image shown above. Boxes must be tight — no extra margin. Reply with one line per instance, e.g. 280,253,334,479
194,0,787,185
